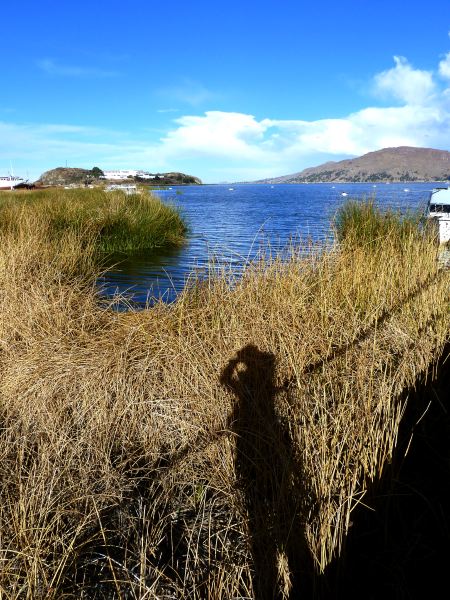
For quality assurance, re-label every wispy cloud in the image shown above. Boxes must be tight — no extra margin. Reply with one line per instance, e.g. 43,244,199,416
0,120,171,181
36,58,120,78
0,106,16,114
156,108,180,114
157,79,216,107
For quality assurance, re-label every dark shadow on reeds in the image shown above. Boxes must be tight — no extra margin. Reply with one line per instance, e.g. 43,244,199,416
220,344,313,599
316,343,450,599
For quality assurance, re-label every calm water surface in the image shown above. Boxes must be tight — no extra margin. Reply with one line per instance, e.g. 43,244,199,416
99,182,438,306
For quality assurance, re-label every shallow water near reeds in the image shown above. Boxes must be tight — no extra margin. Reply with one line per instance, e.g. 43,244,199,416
99,182,440,305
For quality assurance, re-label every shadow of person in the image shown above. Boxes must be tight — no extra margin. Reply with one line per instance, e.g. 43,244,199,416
220,344,311,599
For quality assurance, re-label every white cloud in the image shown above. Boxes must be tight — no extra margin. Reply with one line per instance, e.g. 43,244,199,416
164,96,449,164
439,52,450,79
373,56,435,104
161,112,269,160
37,59,119,78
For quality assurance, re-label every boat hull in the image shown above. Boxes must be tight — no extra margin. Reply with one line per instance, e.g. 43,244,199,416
0,177,25,190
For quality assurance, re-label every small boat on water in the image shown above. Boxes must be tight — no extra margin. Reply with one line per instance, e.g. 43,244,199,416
0,175,26,190
426,187,450,244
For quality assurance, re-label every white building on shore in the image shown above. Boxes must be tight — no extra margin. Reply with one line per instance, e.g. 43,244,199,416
102,170,155,180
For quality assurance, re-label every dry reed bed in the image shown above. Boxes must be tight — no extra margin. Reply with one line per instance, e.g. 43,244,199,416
0,205,449,598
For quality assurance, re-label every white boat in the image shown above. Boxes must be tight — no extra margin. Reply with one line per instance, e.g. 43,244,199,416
426,187,450,244
0,175,26,190
105,183,137,196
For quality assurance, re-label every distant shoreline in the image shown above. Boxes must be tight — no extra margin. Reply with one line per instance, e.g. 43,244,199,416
233,180,450,185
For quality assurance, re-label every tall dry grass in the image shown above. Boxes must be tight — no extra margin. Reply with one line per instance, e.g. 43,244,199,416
0,200,448,598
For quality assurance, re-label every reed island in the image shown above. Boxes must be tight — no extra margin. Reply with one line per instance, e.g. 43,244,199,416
0,189,448,598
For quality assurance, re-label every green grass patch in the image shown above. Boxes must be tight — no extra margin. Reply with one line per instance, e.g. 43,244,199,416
0,187,187,254
333,199,427,248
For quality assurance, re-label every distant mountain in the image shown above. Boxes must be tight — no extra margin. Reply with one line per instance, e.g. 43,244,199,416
254,147,450,183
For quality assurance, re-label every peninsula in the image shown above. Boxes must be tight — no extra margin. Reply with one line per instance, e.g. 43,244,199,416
35,167,202,187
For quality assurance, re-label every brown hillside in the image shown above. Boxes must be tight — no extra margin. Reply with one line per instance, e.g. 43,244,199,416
257,147,450,183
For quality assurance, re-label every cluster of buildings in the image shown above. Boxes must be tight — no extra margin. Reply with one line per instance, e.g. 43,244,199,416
102,170,156,181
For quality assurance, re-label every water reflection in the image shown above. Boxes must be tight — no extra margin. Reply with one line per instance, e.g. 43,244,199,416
98,244,186,305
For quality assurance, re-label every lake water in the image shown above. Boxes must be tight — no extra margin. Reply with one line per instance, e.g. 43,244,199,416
99,182,439,306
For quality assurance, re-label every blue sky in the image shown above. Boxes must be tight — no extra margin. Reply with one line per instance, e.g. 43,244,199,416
1,0,450,182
